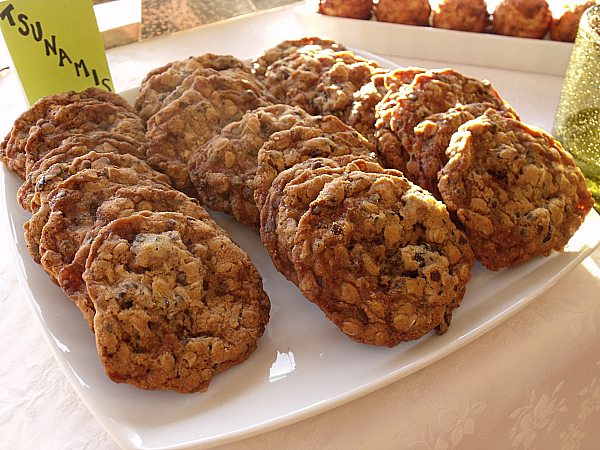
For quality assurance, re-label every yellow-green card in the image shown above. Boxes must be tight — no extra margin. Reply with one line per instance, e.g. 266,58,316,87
0,0,113,105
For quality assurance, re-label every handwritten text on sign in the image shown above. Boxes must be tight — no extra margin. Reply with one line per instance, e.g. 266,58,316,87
0,0,113,105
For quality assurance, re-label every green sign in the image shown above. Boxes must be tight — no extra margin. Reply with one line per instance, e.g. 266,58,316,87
0,0,113,105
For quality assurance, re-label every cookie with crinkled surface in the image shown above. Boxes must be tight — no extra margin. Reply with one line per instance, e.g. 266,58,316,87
83,211,270,393
251,37,346,79
24,100,146,175
18,133,151,212
25,165,169,274
188,104,309,229
254,114,377,211
59,185,213,329
135,53,250,121
438,110,594,271
411,103,516,198
375,68,515,176
348,68,425,143
146,69,272,195
263,48,381,118
260,156,384,283
291,170,474,346
0,88,134,178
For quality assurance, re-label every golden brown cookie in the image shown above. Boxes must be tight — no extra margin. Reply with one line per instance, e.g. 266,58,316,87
492,0,552,38
262,48,381,119
348,68,425,143
375,68,513,177
550,0,596,42
253,115,377,211
59,186,213,329
24,166,169,273
318,0,374,19
83,211,270,393
145,69,271,195
0,88,134,178
375,0,432,25
188,104,309,229
411,103,516,198
18,133,150,213
438,110,594,270
431,0,489,32
260,156,385,284
291,170,474,346
251,37,346,79
135,53,250,121
24,100,146,176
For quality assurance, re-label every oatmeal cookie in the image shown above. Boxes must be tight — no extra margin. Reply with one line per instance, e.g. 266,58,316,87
254,115,377,211
375,0,432,25
411,103,516,197
348,68,425,143
492,0,552,39
135,53,250,121
25,166,169,273
262,48,381,118
24,100,146,175
188,104,309,229
18,133,150,212
0,88,134,178
260,156,385,283
146,69,271,195
252,37,346,79
83,211,270,393
59,186,213,329
438,110,594,270
290,170,474,346
318,0,374,19
375,68,513,177
431,0,489,32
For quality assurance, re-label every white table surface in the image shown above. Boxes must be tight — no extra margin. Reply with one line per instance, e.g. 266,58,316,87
1,5,600,450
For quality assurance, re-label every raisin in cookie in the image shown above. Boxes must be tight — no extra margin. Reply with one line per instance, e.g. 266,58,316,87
188,104,309,229
260,156,384,283
291,170,474,346
18,134,151,212
83,211,270,393
24,100,146,175
135,53,250,121
438,110,594,270
59,185,213,329
254,115,377,211
375,68,514,177
0,88,134,178
146,69,271,195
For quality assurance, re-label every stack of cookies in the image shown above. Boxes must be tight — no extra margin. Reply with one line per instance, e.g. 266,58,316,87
1,88,270,393
0,36,594,390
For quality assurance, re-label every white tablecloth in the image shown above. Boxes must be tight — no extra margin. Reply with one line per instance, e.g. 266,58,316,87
1,5,599,450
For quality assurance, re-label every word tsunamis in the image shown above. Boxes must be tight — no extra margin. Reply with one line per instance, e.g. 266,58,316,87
0,3,112,91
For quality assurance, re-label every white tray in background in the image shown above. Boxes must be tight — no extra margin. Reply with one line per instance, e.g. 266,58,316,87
2,52,599,450
293,2,574,76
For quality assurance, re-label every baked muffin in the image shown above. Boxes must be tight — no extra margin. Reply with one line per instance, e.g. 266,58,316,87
550,0,596,42
492,0,552,38
375,0,431,26
431,0,489,32
318,0,374,19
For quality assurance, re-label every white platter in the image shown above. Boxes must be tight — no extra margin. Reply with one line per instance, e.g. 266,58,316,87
2,51,600,450
293,1,575,76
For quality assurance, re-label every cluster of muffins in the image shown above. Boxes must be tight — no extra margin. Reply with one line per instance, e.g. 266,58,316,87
318,0,598,41
0,36,593,389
